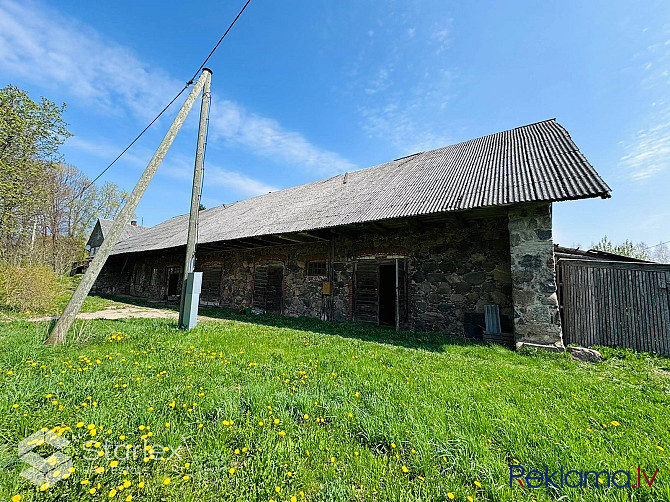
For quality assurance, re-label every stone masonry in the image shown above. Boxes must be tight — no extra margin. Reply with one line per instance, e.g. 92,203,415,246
508,202,563,349
94,205,562,345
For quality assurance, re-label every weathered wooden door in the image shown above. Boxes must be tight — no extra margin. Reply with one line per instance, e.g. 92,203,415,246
354,261,379,323
200,268,222,305
253,261,284,313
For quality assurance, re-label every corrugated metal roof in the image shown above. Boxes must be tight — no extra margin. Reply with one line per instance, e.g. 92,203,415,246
111,119,610,255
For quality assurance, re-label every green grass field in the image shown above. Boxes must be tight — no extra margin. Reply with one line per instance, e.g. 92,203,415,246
0,310,668,501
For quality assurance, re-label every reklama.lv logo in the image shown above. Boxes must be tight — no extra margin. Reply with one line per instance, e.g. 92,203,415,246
510,465,659,489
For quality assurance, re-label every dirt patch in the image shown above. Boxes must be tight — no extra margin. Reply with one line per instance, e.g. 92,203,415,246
31,305,219,322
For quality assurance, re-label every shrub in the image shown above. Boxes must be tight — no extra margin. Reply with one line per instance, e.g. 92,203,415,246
0,264,60,313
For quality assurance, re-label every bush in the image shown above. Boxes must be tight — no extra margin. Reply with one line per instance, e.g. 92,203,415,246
0,264,60,313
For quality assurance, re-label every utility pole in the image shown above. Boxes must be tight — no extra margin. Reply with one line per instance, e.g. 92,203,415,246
46,70,211,346
179,68,212,329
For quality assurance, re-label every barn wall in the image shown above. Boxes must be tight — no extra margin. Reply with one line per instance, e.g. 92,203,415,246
94,212,514,337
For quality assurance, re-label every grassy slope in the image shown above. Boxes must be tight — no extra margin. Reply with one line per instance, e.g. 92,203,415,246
0,314,668,502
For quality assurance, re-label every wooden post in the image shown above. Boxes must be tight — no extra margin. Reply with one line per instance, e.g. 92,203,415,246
46,71,210,346
179,69,212,328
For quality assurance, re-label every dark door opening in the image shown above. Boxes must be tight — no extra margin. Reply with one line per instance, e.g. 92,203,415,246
167,273,180,296
378,264,396,326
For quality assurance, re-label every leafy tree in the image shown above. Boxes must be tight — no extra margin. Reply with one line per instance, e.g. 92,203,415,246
593,236,649,261
0,85,71,242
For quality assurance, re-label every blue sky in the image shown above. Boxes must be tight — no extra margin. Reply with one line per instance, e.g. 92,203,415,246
0,1,668,247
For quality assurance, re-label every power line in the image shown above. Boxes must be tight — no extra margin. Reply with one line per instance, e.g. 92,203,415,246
68,0,253,204
644,239,670,250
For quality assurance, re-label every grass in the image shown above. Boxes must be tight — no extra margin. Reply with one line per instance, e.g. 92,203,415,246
0,310,668,502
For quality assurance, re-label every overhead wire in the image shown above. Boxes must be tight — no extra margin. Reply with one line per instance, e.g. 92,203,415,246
67,0,252,204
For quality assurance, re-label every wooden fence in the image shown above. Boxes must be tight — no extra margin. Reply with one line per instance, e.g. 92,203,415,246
557,259,670,354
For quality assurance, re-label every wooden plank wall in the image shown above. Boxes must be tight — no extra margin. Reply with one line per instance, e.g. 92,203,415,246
558,259,670,354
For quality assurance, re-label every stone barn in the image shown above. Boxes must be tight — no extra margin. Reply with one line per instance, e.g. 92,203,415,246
92,119,610,350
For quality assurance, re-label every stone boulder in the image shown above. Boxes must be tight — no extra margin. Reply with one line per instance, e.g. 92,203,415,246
567,346,603,363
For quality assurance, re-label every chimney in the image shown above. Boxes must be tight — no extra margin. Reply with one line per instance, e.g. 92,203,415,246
130,220,137,226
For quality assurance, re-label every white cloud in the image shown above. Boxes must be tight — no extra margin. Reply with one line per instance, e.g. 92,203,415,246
0,0,353,177
160,154,277,198
620,117,670,181
208,99,355,176
620,32,670,180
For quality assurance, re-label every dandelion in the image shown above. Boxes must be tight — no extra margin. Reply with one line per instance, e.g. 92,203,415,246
391,443,396,449
125,496,132,502
76,422,84,428
110,461,119,467
447,493,455,500
183,475,191,481
330,457,335,463
138,481,145,488
658,446,664,451
611,421,620,426
304,414,309,420
229,468,235,474
275,486,281,493
12,403,19,408
163,477,171,485
402,466,409,473
109,488,117,497
89,488,97,494
474,481,482,488
11,495,21,502
278,431,286,437
273,418,280,425
291,497,297,502
467,497,474,502
185,463,191,468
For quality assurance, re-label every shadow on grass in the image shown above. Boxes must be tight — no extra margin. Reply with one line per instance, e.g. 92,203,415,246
95,294,496,353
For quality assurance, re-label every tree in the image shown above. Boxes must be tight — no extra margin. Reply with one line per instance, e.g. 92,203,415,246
0,85,71,253
593,236,649,261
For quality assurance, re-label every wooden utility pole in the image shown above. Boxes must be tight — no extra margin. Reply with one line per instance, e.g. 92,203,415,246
46,70,211,346
179,68,212,328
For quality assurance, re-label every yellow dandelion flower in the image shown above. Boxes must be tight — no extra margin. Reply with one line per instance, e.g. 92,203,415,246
468,497,474,502
229,467,235,474
110,461,119,467
330,456,335,463
278,431,286,437
447,493,455,500
185,463,191,468
138,482,145,488
125,496,132,502
275,486,281,493
611,421,620,426
273,418,280,425
163,477,171,485
109,488,117,497
11,495,21,502
658,446,664,451
183,475,190,481
89,488,97,494
402,466,409,473
304,414,309,420
474,480,482,488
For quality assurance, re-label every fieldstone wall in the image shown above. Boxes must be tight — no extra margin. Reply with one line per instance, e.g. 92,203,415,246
508,202,563,349
330,214,513,334
94,211,518,337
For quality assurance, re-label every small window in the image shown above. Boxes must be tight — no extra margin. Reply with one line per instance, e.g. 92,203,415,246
306,260,327,277
150,268,159,286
